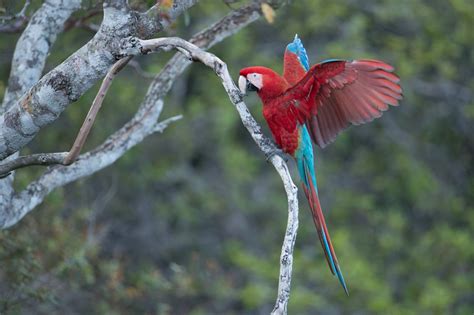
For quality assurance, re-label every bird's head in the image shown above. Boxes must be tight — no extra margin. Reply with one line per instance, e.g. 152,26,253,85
238,67,287,101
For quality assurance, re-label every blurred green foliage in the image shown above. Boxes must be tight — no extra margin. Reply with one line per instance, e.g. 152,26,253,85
0,0,473,314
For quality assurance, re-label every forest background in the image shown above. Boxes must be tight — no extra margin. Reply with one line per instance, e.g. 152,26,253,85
0,0,473,314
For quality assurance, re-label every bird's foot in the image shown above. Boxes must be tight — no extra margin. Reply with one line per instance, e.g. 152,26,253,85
265,148,288,163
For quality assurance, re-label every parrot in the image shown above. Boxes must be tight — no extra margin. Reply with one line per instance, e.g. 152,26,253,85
238,35,402,295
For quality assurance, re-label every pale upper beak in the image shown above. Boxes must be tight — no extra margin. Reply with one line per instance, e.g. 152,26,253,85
238,75,247,95
238,75,260,95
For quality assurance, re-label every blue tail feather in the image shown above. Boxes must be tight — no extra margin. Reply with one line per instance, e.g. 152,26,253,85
295,125,349,295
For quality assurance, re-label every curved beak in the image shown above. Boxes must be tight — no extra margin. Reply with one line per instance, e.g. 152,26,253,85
238,75,247,95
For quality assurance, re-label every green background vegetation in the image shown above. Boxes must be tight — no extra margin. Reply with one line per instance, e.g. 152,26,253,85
0,0,473,314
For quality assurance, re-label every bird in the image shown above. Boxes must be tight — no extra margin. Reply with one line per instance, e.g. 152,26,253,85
238,35,402,295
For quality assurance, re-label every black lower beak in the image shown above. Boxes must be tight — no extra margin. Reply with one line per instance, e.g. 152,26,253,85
247,81,258,92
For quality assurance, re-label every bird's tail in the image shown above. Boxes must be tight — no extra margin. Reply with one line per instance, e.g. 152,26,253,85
300,158,349,295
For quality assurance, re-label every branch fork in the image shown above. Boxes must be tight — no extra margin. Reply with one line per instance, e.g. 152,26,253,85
118,36,300,315
1,2,297,312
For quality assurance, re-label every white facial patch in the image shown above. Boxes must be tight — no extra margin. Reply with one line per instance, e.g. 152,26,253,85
247,73,263,90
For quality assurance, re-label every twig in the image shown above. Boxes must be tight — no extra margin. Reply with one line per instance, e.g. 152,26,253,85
0,56,132,175
1,5,297,310
0,17,28,33
153,115,183,132
0,0,31,21
120,36,300,315
0,152,68,178
0,0,269,187
63,56,133,165
0,0,31,33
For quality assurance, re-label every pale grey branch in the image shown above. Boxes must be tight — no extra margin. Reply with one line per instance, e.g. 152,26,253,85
0,152,68,178
0,56,134,175
0,0,82,217
119,35,299,315
0,0,195,161
2,0,272,229
153,115,184,133
1,0,82,112
1,2,295,313
138,0,199,36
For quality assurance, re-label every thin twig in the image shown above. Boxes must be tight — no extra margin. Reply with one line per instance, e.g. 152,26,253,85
0,0,31,21
0,17,28,33
119,36,299,315
0,56,133,175
63,56,133,165
0,152,68,178
0,0,31,33
0,113,183,177
153,115,183,132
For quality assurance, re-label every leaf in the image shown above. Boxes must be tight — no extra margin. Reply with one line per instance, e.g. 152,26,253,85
157,0,174,9
261,3,275,24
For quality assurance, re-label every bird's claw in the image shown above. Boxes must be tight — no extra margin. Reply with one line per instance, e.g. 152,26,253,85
265,149,288,163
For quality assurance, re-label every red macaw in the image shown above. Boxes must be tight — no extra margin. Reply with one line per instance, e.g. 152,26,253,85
238,35,402,295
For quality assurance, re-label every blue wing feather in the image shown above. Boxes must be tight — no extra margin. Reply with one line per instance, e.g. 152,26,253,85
286,34,310,71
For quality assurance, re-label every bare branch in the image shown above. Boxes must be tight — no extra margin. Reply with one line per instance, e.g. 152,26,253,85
0,153,68,178
0,0,194,161
2,7,103,34
270,159,299,315
1,0,82,112
138,0,199,36
0,0,31,22
119,36,299,315
0,111,181,177
64,56,133,165
0,0,82,215
0,55,133,174
2,0,271,227
0,17,28,33
2,3,295,312
153,115,184,132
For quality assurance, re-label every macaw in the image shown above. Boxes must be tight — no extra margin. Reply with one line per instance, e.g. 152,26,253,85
238,35,402,295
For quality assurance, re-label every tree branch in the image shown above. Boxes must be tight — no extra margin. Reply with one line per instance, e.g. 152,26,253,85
0,153,68,179
138,0,199,36
0,55,133,175
119,36,299,315
2,1,273,221
271,159,299,315
0,0,195,162
64,56,133,165
0,0,82,214
0,0,31,22
1,0,82,112
1,2,294,312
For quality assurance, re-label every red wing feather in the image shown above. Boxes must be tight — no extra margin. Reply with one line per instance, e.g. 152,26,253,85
287,59,403,148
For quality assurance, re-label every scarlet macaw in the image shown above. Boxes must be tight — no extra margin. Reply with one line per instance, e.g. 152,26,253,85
238,35,402,294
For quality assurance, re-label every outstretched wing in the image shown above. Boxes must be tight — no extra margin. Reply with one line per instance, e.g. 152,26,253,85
286,59,403,148
283,35,310,85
